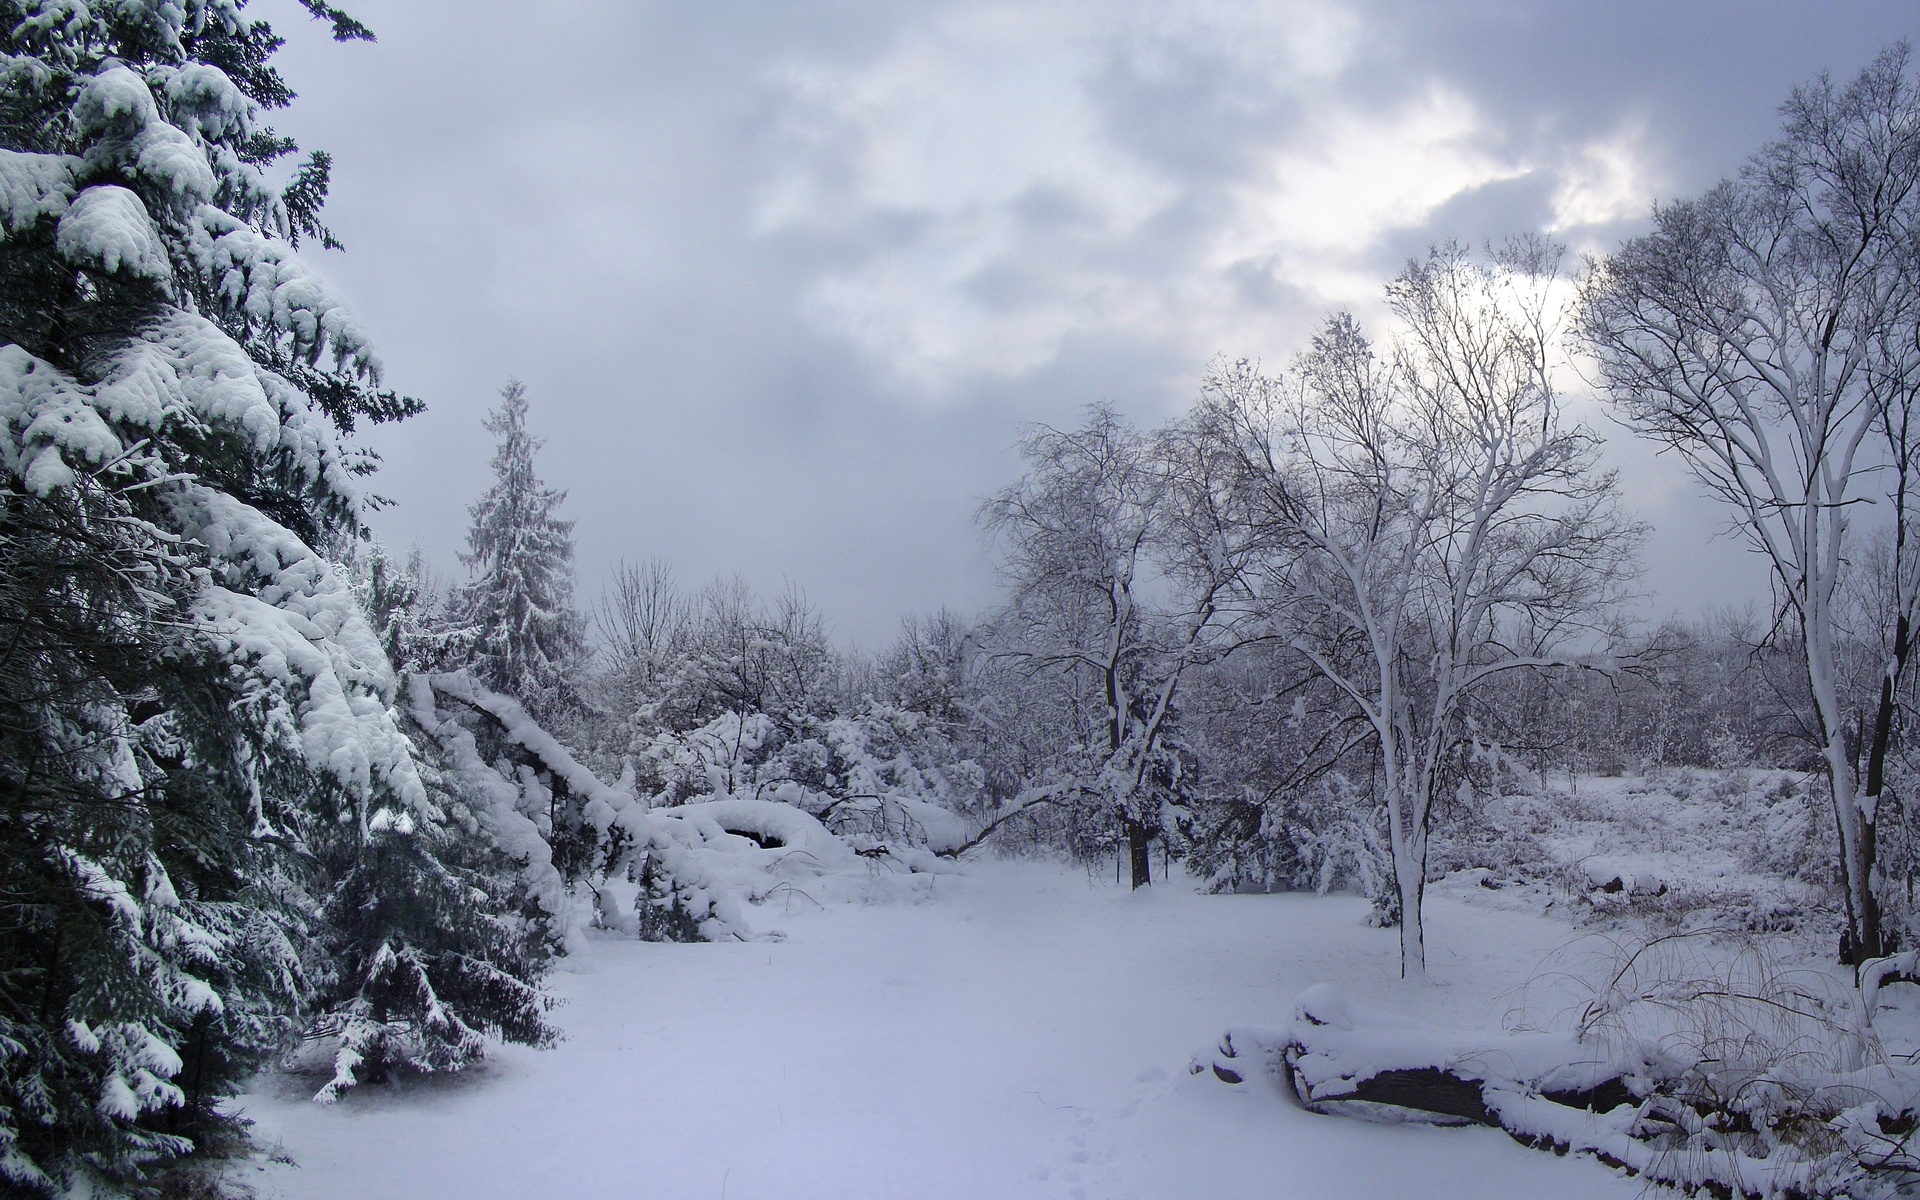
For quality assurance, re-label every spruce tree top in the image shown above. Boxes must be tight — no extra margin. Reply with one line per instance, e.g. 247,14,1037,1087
458,380,583,721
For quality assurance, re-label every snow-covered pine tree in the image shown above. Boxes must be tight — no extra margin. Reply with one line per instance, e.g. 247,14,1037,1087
0,3,553,1192
455,380,586,728
0,457,314,1191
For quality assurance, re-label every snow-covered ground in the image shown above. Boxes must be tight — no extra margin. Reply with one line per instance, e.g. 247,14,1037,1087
237,860,1642,1199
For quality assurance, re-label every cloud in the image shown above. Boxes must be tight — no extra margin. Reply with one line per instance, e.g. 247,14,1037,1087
1548,122,1659,238
1211,82,1529,328
754,4,1182,384
258,0,1919,643
746,0,1670,396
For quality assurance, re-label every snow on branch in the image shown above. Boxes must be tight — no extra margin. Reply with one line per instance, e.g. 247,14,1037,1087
188,204,381,378
170,483,427,817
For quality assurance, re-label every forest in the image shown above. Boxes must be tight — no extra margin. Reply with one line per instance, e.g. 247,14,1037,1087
9,2,1920,1198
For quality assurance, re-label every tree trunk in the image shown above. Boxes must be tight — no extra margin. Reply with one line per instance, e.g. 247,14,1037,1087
1126,819,1152,889
1808,620,1883,965
1382,741,1427,980
1857,611,1911,962
1397,853,1426,982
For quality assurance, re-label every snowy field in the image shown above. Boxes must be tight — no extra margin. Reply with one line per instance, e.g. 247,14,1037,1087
238,861,1642,1199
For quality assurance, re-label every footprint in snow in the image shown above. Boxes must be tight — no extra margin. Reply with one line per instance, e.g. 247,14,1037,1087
1027,1066,1182,1197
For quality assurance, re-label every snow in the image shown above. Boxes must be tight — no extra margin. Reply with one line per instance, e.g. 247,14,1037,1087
0,148,76,235
158,62,255,142
0,306,369,511
172,483,427,815
1276,984,1593,1096
416,671,965,946
190,204,381,377
660,797,858,865
406,673,576,946
239,861,1641,1199
56,185,171,280
74,66,162,141
1446,770,1829,936
52,849,144,932
427,672,628,820
70,65,215,206
130,118,216,205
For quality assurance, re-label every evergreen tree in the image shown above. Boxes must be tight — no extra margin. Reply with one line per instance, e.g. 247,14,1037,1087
455,380,585,727
304,699,559,1103
356,543,470,676
0,3,552,1192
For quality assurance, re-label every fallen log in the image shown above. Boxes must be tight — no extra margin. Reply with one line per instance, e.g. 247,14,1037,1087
1195,984,1920,1200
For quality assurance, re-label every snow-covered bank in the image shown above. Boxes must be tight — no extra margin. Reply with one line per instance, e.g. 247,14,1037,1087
238,861,1639,1199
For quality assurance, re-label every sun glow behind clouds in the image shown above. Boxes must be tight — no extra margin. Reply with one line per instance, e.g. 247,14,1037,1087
1548,122,1656,237
1213,83,1527,327
750,0,1663,397
1238,86,1520,257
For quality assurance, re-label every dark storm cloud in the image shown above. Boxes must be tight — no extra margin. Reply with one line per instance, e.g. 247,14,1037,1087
259,0,1920,644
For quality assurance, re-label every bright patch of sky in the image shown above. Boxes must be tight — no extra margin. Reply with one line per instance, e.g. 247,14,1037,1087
747,2,1682,398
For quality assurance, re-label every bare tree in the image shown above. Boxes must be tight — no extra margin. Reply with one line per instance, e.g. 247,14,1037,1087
1576,45,1920,963
594,557,692,717
1203,241,1639,978
642,574,844,735
981,404,1253,887
596,559,690,677
878,610,973,724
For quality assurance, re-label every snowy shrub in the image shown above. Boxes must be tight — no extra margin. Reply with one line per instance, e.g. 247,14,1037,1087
635,710,779,806
630,851,704,944
1576,880,1813,937
1741,776,1834,887
1426,776,1552,883
415,673,960,950
575,570,982,877
302,691,561,1102
1186,785,1312,893
1181,651,1377,896
630,702,976,856
1559,933,1910,1195
1880,788,1920,950
1189,771,1394,913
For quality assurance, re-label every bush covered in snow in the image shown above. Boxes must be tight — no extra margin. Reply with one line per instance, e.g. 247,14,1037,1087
412,672,964,951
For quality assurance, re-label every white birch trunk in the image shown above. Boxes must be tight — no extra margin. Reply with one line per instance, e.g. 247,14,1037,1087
1806,608,1874,955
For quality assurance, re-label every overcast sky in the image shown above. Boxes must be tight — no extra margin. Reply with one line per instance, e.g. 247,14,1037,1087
259,0,1920,647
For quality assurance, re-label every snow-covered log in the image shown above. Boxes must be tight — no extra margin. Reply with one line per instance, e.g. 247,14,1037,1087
1201,984,1920,1200
1859,951,1920,1023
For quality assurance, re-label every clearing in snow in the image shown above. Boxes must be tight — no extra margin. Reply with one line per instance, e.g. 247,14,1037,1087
239,861,1641,1199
